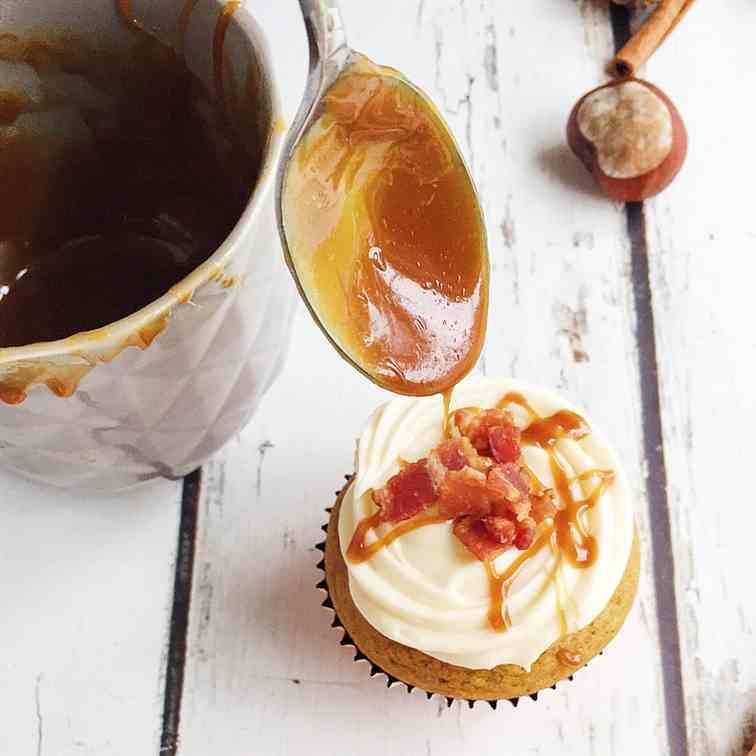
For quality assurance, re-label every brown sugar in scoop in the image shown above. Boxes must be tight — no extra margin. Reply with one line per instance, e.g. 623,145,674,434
567,78,687,202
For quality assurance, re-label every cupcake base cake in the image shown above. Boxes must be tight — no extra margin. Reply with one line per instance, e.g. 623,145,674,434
324,496,639,701
321,377,640,703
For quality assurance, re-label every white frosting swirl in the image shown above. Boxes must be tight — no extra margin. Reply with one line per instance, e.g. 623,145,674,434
338,376,634,671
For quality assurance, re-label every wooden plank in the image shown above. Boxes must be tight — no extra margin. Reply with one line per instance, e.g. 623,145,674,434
0,472,182,756
642,2,756,754
178,2,672,755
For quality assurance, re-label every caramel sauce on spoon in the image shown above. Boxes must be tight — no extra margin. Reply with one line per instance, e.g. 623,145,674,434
283,55,488,396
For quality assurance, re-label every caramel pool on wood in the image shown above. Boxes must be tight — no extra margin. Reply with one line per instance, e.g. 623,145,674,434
282,54,488,396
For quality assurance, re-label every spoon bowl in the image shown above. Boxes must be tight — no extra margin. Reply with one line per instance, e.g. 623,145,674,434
276,0,489,397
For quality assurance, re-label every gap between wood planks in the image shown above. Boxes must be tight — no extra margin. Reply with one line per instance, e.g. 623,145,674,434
160,468,201,756
609,6,689,756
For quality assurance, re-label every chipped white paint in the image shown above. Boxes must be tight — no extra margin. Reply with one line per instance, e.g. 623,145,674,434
0,473,181,756
644,1,756,754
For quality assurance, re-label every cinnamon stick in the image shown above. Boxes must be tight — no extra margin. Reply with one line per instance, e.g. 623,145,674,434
611,0,694,78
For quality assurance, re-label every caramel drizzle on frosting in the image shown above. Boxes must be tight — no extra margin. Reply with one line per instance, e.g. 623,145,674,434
347,511,449,564
485,529,551,632
346,391,616,634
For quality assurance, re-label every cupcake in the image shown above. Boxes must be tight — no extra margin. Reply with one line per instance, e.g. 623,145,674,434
322,376,639,703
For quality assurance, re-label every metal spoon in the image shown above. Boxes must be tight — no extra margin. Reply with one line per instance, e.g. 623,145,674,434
275,0,488,395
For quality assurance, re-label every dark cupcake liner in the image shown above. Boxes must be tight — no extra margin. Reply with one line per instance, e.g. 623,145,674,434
315,479,589,710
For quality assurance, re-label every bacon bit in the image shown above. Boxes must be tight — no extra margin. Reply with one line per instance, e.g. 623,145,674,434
372,486,392,512
530,489,557,523
453,516,509,561
482,515,516,546
489,424,521,464
514,517,537,550
426,449,448,491
371,405,544,557
430,436,490,477
487,463,532,519
501,462,531,498
487,465,522,503
439,467,491,518
491,497,530,521
459,408,517,455
372,460,437,524
434,438,468,471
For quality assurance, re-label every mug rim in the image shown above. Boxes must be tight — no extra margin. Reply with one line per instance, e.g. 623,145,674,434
0,1,284,370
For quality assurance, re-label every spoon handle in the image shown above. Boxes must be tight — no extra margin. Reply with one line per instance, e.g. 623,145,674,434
275,0,351,284
298,0,348,67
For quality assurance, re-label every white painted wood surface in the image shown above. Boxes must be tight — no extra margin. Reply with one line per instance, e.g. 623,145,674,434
644,2,756,754
0,474,181,756
0,2,754,756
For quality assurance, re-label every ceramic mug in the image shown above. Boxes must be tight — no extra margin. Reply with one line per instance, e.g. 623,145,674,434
0,0,298,491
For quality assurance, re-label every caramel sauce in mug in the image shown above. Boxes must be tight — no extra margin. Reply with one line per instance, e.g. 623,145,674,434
0,1,260,348
283,54,488,397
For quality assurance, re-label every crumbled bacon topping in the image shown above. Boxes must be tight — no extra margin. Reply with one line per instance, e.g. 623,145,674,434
439,467,490,518
371,407,556,561
453,517,509,561
530,490,558,522
481,516,516,546
434,438,469,471
489,424,521,464
373,460,436,524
